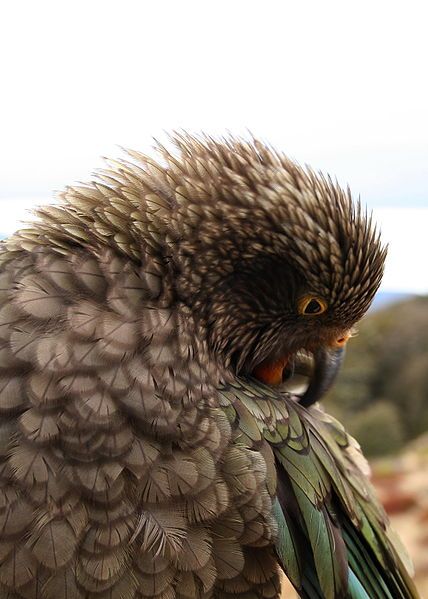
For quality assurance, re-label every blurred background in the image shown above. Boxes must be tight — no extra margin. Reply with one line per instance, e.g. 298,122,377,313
1,0,427,594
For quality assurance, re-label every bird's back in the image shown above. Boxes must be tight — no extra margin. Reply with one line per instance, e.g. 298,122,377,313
0,244,281,598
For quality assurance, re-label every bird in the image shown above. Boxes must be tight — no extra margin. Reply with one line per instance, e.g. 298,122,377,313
0,132,419,599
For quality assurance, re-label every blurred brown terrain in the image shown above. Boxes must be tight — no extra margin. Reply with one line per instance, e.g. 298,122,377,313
281,296,428,597
372,436,428,596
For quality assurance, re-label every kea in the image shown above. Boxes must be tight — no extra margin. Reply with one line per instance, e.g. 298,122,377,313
0,133,419,599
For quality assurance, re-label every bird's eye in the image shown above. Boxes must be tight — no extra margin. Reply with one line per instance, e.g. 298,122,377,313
297,295,327,316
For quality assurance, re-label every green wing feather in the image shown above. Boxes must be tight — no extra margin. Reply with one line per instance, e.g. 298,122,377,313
219,378,420,599
272,498,302,589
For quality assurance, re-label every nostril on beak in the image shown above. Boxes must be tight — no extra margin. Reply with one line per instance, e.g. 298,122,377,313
332,332,351,348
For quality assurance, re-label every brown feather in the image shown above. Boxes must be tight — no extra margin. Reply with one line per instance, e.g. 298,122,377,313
0,133,389,597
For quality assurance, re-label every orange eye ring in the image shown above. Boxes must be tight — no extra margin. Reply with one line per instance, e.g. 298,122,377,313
297,295,328,316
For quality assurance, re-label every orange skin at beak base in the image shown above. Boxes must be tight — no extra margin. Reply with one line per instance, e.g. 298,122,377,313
252,331,352,387
252,355,289,386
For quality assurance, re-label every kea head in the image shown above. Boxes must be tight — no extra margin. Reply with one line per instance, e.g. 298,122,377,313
163,134,386,405
22,132,386,406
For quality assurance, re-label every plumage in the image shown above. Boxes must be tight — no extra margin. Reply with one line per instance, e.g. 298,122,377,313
0,132,418,598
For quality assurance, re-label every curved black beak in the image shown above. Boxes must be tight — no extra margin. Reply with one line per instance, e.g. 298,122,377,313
300,345,346,407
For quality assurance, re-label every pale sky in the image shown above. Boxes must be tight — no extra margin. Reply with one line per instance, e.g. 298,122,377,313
1,1,427,291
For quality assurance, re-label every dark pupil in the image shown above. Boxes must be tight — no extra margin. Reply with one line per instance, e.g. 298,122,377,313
305,299,322,314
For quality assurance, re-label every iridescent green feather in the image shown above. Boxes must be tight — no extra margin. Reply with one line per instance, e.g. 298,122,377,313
219,379,419,599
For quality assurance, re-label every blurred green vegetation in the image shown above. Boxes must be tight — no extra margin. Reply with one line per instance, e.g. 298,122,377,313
325,296,428,457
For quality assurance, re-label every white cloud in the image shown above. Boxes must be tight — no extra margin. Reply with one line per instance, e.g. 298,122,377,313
0,198,52,233
373,208,428,293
